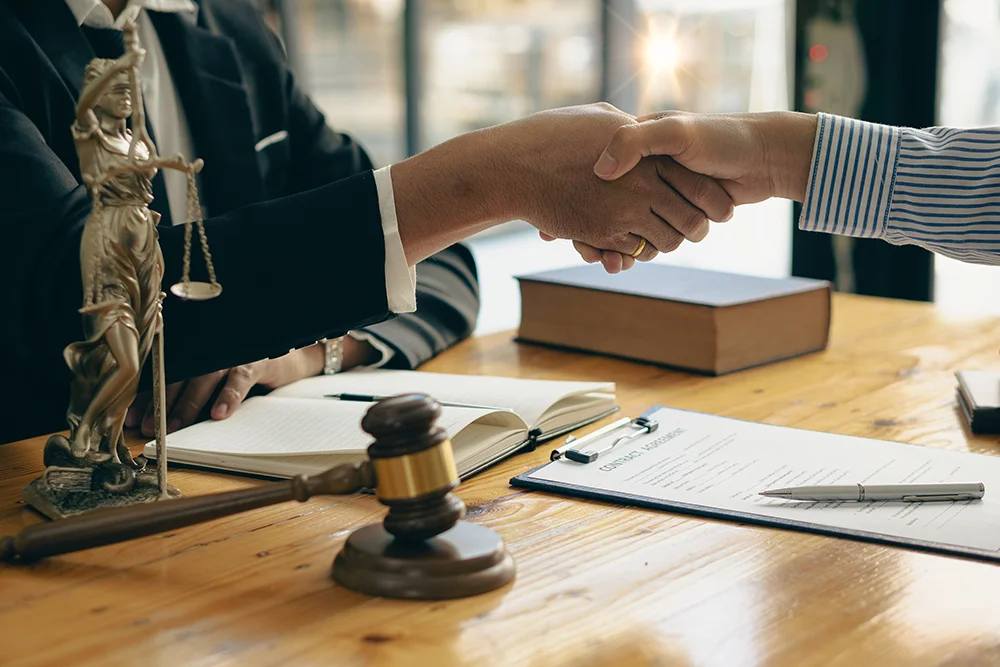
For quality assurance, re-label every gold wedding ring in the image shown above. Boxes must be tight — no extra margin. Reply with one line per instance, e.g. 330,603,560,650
629,237,648,258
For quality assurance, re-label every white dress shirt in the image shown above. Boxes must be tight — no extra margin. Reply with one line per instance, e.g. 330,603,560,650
801,112,1000,266
66,0,415,365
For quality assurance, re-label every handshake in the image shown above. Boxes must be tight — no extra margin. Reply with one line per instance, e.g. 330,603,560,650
393,103,818,273
519,104,819,273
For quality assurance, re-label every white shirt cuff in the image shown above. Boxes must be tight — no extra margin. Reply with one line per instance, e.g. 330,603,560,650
347,330,395,368
374,165,417,314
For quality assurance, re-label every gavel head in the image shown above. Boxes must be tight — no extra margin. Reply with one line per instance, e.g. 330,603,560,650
362,394,465,541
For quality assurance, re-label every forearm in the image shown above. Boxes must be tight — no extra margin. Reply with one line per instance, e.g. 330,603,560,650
391,128,510,265
151,155,201,173
798,113,1000,265
292,337,379,379
756,111,819,202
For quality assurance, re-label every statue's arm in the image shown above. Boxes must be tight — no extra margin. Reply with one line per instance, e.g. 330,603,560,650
74,50,144,128
85,155,202,188
149,155,203,174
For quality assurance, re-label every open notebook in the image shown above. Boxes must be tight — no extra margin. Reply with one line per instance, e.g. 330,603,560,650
143,370,617,479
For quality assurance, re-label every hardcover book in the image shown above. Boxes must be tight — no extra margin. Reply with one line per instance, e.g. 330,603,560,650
517,263,831,375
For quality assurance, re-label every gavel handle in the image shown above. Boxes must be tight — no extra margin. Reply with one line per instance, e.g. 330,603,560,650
1,462,372,564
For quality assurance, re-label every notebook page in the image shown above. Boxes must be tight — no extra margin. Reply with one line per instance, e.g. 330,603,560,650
168,418,528,479
526,407,1000,554
150,396,504,456
144,449,363,479
269,370,614,429
535,392,616,433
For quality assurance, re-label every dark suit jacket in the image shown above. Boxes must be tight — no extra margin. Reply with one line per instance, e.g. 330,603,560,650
0,0,479,444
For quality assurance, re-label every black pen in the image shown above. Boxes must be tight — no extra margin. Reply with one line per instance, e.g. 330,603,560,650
324,393,510,412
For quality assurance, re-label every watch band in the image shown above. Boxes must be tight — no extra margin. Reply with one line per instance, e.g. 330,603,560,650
322,337,344,375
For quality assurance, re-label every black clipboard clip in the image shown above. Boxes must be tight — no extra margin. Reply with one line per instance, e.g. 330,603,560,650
550,416,659,464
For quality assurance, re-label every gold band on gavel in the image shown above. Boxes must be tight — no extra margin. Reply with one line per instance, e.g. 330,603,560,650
371,440,460,501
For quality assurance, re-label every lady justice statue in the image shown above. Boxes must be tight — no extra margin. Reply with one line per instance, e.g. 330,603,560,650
24,21,221,519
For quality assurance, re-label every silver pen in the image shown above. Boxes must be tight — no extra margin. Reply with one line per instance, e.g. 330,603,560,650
759,482,985,502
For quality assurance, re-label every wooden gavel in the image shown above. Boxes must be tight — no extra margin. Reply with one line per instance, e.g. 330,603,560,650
0,394,515,600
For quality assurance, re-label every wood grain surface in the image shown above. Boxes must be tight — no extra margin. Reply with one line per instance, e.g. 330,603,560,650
3,294,1000,667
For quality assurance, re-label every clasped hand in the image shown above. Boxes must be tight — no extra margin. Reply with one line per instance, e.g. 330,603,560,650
509,105,735,273
564,110,817,268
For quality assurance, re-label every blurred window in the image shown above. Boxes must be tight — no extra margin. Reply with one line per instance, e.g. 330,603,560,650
419,0,601,149
281,0,407,166
934,0,1000,316
636,0,788,115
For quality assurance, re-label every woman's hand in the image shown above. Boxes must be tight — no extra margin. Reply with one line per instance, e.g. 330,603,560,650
126,338,377,436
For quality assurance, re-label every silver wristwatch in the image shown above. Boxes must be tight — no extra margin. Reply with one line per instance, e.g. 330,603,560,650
321,336,345,375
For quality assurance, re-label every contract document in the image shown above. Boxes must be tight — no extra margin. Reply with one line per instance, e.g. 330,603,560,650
511,406,1000,562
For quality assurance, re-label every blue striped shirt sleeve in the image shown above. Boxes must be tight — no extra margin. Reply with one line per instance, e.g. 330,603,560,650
799,113,1000,265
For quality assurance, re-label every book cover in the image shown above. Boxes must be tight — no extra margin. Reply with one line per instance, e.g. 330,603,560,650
517,263,831,375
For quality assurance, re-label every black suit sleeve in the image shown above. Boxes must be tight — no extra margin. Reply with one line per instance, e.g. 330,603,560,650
273,34,480,368
0,73,388,442
358,244,479,369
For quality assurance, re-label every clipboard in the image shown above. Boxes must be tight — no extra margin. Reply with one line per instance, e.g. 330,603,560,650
510,405,1000,564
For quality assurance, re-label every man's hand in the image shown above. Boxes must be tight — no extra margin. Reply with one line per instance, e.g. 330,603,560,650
539,155,734,272
126,338,377,436
499,105,733,266
593,111,819,204
391,103,734,269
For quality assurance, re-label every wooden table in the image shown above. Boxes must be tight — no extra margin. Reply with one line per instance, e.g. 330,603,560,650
4,294,1000,667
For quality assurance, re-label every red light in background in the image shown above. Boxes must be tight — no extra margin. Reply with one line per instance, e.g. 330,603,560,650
809,44,829,63
804,89,822,108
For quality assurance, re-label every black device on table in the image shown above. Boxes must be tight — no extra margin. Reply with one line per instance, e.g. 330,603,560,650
956,370,1000,435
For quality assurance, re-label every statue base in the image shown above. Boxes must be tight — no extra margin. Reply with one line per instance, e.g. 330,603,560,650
24,434,180,520
23,473,180,520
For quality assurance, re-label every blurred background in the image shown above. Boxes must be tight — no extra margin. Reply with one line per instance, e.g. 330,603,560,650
257,0,1000,334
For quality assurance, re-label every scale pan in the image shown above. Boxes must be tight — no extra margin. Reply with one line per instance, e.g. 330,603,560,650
170,281,222,301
